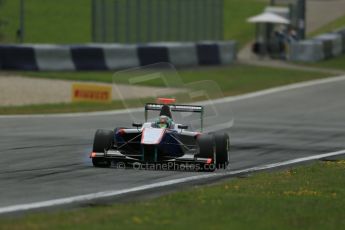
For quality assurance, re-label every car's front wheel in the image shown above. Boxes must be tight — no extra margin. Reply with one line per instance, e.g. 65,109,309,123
196,134,216,172
92,129,114,168
214,133,230,169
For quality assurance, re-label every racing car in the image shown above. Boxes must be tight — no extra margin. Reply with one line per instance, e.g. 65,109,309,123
90,98,230,171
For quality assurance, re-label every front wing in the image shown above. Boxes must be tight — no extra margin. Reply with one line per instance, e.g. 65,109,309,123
91,150,212,165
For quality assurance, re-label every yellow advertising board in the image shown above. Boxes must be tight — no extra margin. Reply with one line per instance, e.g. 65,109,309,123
72,83,112,103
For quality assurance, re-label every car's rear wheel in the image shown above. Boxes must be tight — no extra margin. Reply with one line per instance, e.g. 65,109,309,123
92,129,114,168
196,134,216,172
214,133,230,169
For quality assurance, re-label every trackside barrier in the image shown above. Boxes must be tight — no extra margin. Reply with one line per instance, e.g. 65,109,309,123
0,45,37,70
0,41,237,71
137,46,170,66
71,46,107,71
100,44,140,70
334,28,345,53
314,33,342,58
289,29,344,62
217,41,237,65
148,42,199,67
34,45,75,71
289,40,324,62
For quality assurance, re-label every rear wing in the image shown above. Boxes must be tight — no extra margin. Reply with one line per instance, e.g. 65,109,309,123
145,103,204,131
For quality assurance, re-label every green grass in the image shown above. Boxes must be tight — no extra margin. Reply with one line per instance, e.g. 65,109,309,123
19,64,331,94
0,0,265,45
0,65,332,115
0,101,125,115
172,65,331,96
1,161,344,229
0,0,91,43
224,0,266,47
308,14,345,37
297,54,345,71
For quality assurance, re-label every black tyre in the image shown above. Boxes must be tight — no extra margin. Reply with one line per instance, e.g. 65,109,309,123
196,134,216,172
214,133,230,169
92,129,114,168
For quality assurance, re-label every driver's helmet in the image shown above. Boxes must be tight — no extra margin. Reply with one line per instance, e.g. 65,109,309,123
157,115,171,128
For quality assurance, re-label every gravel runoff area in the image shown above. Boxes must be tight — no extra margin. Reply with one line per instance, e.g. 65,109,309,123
0,75,184,106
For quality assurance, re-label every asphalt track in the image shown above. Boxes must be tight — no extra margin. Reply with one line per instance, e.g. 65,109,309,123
0,76,344,212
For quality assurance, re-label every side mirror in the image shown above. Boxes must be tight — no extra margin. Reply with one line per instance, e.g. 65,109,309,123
132,123,142,128
177,125,188,130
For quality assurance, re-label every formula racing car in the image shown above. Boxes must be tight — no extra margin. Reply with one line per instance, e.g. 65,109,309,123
90,98,230,171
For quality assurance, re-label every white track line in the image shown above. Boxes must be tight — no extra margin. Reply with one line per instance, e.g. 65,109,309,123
203,75,345,105
1,75,345,119
0,149,344,215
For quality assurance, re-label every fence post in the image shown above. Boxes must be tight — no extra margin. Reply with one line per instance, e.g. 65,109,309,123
176,0,181,41
136,0,141,43
218,0,224,40
166,0,170,41
100,0,106,42
297,0,306,40
156,0,161,42
193,0,199,41
125,0,131,43
91,0,97,42
19,0,25,43
147,0,152,42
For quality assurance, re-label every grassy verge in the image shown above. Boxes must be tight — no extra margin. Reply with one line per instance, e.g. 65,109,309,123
295,54,345,71
19,64,332,92
0,65,332,115
0,101,125,115
1,161,344,229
